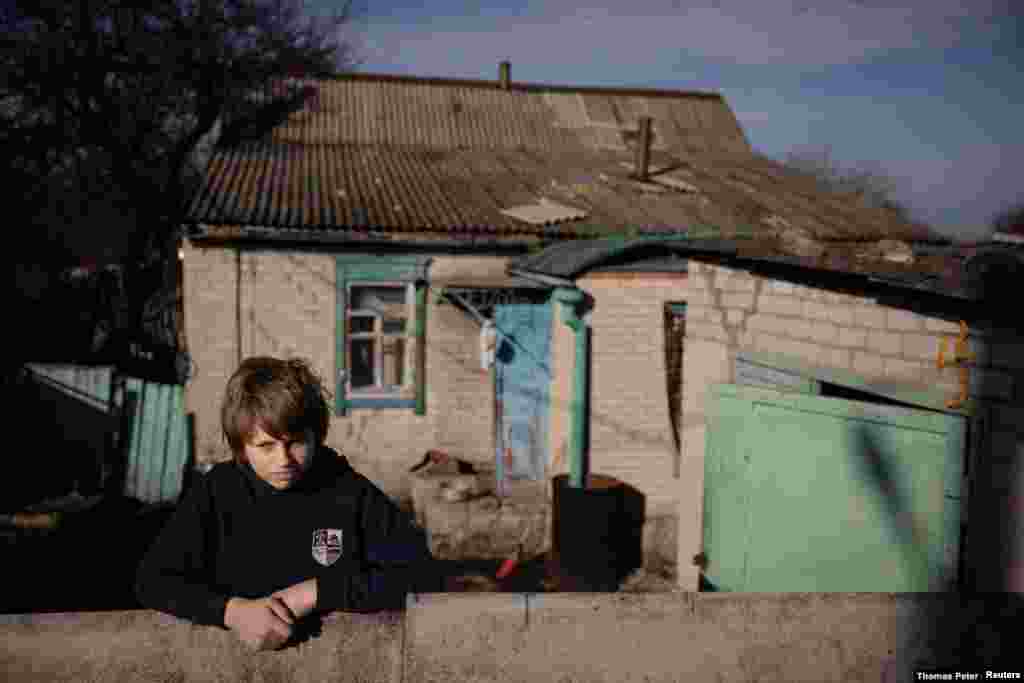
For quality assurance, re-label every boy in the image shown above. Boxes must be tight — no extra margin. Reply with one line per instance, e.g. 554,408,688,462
135,356,436,651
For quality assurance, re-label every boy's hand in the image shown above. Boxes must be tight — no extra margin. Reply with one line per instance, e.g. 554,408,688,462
272,578,318,620
224,596,295,651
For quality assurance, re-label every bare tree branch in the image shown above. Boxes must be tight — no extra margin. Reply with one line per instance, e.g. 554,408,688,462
783,144,913,222
5,0,363,374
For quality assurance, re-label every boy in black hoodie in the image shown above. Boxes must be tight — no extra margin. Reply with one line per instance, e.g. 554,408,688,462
135,356,436,651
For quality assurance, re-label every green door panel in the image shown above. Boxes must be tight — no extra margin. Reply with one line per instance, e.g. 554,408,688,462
702,388,754,591
704,383,965,592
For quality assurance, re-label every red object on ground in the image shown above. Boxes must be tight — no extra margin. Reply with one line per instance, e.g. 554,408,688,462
496,558,517,580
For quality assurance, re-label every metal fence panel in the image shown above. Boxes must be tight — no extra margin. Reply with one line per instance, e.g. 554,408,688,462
24,364,189,505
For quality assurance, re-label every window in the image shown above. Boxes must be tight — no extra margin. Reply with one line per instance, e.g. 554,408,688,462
336,256,429,415
347,283,413,396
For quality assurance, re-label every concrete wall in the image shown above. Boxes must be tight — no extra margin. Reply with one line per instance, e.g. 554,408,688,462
182,242,498,505
4,594,1019,682
678,260,1024,591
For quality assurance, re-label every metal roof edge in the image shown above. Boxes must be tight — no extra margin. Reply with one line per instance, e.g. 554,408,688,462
508,232,744,279
324,71,727,100
186,223,543,253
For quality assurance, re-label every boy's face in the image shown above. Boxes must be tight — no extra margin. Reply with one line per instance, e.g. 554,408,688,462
243,425,313,490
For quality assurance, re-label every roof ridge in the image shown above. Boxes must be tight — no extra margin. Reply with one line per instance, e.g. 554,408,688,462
314,70,725,100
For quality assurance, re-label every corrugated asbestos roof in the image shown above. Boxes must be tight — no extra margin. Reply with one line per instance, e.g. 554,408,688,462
244,75,750,154
187,73,941,249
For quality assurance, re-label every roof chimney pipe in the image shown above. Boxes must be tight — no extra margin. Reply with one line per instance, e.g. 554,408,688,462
635,117,653,181
499,61,511,90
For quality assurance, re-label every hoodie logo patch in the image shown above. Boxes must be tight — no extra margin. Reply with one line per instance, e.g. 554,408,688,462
312,529,343,567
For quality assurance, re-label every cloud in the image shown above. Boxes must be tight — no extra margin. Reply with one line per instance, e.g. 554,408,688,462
354,0,1009,72
346,1,1020,236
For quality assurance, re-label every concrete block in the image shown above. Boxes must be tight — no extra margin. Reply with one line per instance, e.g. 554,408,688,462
852,306,886,329
883,357,926,381
686,320,728,343
0,609,403,683
6,595,1023,683
686,305,721,324
837,326,868,348
768,280,796,295
726,309,745,325
866,330,901,356
809,321,839,344
802,300,831,321
748,316,814,340
685,288,717,306
885,307,924,331
853,352,886,378
924,318,963,335
816,347,851,369
720,292,756,310
404,594,528,682
757,294,804,317
754,333,819,361
801,299,855,325
902,333,941,362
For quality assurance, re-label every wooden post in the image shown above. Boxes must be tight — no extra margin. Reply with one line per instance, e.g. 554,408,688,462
499,61,511,90
635,116,652,181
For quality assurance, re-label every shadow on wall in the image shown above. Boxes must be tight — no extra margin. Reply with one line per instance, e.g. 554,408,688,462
869,286,1023,673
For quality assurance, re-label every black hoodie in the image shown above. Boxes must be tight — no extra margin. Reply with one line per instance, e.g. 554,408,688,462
135,446,436,627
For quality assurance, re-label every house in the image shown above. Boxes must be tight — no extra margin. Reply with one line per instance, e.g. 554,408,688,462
513,224,1023,591
180,64,995,584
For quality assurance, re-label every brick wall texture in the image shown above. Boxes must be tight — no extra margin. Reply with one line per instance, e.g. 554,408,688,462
183,242,496,505
570,273,689,571
184,242,688,571
679,260,1024,591
184,241,1022,590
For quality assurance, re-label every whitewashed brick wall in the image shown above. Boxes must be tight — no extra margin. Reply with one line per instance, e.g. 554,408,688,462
182,242,497,504
550,273,689,570
678,259,1024,591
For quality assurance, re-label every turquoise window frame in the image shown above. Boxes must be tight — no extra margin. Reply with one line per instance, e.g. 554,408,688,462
336,255,429,416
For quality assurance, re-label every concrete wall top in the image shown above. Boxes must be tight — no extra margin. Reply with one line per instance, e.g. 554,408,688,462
4,593,1020,682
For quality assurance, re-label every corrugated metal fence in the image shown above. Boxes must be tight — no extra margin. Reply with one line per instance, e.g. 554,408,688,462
25,363,191,505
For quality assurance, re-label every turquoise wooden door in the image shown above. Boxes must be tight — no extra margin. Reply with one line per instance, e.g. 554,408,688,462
494,304,552,491
703,383,965,592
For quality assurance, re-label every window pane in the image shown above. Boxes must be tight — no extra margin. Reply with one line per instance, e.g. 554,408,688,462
382,337,405,387
351,285,407,314
350,315,374,334
350,338,375,389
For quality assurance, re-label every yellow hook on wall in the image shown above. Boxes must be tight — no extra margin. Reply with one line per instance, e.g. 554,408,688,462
936,320,973,409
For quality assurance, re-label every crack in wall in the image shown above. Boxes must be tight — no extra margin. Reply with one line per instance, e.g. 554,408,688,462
697,263,765,384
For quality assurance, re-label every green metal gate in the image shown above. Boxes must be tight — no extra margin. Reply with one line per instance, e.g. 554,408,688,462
703,383,965,592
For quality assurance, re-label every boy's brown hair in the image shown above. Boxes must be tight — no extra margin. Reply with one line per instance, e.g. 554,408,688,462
221,356,330,461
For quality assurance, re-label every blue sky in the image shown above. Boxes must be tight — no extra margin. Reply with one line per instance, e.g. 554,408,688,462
325,0,1023,241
